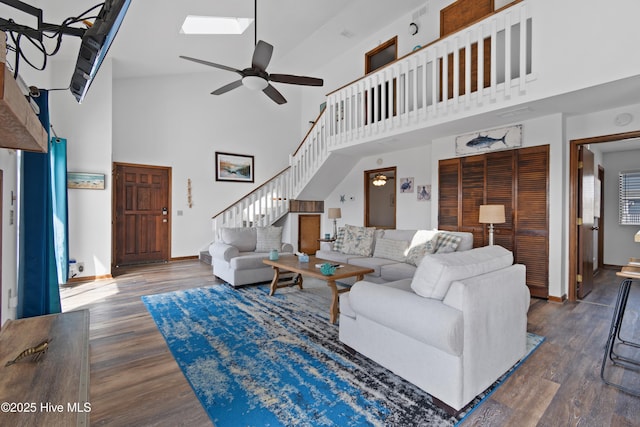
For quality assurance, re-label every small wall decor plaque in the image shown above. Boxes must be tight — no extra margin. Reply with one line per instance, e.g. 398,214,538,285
67,172,105,190
455,124,523,155
399,177,414,193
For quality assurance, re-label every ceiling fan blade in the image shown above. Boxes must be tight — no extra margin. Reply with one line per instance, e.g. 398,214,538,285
252,40,274,71
179,56,243,75
269,74,324,86
211,80,244,95
263,84,287,105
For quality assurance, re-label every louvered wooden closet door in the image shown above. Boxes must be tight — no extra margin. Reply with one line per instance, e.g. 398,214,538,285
438,158,460,230
514,146,549,298
486,151,515,250
437,145,549,298
460,155,486,248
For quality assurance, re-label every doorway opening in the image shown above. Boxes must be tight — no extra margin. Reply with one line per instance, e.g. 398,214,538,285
569,130,640,301
365,167,396,229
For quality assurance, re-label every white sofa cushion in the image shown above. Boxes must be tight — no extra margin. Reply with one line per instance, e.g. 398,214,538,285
411,245,513,300
373,238,410,262
221,227,257,252
255,226,283,252
348,281,464,356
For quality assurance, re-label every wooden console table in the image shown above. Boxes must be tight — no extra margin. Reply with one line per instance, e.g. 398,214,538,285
0,310,90,426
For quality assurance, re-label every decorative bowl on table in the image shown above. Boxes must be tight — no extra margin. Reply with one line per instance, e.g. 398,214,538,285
320,263,337,276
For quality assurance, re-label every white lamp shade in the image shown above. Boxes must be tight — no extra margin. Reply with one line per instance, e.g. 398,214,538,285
328,208,342,219
635,229,640,243
479,205,506,224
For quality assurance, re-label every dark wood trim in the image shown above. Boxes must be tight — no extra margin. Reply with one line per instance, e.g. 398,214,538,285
597,166,605,272
171,256,198,262
548,294,567,304
365,36,398,75
568,130,640,302
65,274,114,284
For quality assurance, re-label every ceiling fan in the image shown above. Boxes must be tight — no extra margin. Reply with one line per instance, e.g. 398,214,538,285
178,1,323,104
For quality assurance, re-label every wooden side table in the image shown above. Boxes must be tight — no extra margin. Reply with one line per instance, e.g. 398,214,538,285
600,262,640,396
0,310,90,426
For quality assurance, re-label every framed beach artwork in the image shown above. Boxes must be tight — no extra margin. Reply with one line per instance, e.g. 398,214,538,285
455,124,523,155
67,172,105,190
215,152,254,183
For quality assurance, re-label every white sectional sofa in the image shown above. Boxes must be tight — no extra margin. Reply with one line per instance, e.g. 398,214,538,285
316,227,474,283
339,245,531,412
209,226,293,287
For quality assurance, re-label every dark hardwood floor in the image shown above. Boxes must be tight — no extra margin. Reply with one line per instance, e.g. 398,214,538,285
60,262,640,426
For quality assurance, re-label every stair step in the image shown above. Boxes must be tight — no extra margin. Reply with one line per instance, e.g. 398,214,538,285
199,250,212,265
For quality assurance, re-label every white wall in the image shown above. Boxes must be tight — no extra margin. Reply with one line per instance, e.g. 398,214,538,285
48,59,113,279
323,143,433,234
112,73,303,258
602,151,640,266
0,150,18,326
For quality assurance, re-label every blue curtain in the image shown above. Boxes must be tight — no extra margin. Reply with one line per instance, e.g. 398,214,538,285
17,89,67,318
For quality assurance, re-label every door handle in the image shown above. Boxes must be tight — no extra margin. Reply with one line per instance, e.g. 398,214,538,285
591,226,599,231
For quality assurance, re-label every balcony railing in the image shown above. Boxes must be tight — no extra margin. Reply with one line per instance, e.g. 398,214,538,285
213,1,534,237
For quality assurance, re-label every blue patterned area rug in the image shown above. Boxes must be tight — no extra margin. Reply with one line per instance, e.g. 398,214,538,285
142,282,544,427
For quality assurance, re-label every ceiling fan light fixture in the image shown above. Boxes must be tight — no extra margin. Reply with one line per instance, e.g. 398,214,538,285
180,16,253,35
242,75,268,91
372,174,387,186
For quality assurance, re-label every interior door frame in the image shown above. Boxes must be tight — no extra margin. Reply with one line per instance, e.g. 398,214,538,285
112,162,172,270
568,130,640,301
364,166,397,229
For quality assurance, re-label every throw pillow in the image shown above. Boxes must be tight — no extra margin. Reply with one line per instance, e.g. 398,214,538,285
221,227,257,252
373,238,410,262
405,239,437,266
435,232,462,254
332,227,346,252
255,226,283,252
340,224,375,256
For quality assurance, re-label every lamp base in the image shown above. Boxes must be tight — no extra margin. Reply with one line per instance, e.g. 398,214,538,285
488,223,495,246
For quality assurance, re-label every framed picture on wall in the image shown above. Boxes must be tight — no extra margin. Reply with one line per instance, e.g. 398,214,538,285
215,152,255,183
67,172,105,190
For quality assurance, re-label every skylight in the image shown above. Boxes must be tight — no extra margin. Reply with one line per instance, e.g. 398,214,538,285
180,15,253,35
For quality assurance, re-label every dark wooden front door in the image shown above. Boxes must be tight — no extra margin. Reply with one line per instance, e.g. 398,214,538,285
577,146,595,298
113,163,171,267
298,215,321,255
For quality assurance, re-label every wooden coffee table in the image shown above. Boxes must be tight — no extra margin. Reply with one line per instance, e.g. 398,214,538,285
263,255,374,323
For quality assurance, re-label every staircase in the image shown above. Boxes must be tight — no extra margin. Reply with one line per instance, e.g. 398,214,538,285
212,1,534,238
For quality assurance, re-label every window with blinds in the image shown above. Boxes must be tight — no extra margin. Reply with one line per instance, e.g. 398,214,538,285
619,170,640,225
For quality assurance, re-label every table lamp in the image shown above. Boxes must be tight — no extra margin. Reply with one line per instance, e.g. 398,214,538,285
328,208,341,239
635,229,640,243
479,205,506,246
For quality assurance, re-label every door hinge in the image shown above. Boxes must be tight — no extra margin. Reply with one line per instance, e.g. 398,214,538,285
577,274,583,283
577,217,583,225
578,161,583,169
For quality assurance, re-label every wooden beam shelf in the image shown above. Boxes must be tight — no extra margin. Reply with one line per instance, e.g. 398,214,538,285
0,32,47,153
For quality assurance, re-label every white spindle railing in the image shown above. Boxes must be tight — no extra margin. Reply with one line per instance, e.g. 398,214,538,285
323,1,533,150
212,167,290,239
212,2,534,237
